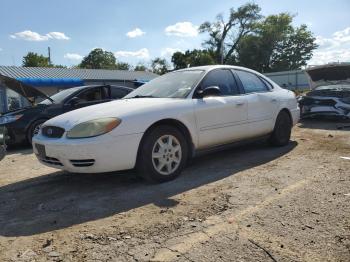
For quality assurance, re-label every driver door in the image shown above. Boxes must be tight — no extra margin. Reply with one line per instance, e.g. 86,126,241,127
193,69,248,149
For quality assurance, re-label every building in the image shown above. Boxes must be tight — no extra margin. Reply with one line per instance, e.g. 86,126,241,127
264,70,309,91
0,66,158,113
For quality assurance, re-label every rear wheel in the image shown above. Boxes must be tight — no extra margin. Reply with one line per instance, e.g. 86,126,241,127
27,119,46,144
137,125,188,183
269,111,292,146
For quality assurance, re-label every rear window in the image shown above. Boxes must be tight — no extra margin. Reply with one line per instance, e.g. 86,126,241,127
111,87,130,99
235,70,269,93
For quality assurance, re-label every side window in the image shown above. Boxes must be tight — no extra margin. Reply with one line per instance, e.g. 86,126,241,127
200,69,239,96
77,87,103,102
235,70,269,93
111,87,129,99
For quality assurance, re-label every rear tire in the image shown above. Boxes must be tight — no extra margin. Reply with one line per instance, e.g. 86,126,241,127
27,119,46,144
269,111,292,147
137,125,188,183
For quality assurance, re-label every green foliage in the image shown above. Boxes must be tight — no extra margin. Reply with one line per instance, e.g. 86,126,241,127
151,57,169,75
134,63,148,71
22,52,68,68
22,52,51,67
237,13,317,72
79,48,117,69
172,49,215,70
199,3,262,64
116,62,131,70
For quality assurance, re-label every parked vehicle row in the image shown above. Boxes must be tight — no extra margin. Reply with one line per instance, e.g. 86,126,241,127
32,65,300,182
0,75,133,145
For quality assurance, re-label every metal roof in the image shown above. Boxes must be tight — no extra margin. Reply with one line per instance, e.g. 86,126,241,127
0,66,158,81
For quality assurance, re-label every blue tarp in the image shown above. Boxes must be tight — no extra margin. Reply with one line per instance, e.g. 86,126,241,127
16,78,84,87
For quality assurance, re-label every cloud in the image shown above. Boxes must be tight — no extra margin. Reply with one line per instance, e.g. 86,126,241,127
165,22,198,37
64,53,83,61
10,30,70,41
315,27,350,49
126,28,146,38
310,49,350,65
310,27,350,65
161,47,183,58
47,32,70,40
115,48,150,59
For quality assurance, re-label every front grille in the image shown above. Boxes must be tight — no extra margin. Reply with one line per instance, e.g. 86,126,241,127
42,126,65,138
40,156,63,166
70,159,95,167
301,97,336,106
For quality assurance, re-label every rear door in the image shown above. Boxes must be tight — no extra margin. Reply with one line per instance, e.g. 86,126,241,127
234,70,279,136
193,69,248,149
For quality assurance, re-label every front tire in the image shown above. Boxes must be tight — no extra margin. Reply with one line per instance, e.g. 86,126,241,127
137,125,188,183
27,119,46,144
269,111,292,146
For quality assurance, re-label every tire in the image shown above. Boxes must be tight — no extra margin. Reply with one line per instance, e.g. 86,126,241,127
27,119,46,144
269,111,292,147
137,125,188,183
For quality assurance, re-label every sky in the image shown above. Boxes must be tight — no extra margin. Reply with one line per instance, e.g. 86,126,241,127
0,0,349,68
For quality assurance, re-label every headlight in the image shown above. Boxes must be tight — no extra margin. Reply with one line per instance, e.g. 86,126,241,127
0,114,23,125
66,118,121,139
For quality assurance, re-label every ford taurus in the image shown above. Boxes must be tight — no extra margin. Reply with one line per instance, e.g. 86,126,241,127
33,65,299,182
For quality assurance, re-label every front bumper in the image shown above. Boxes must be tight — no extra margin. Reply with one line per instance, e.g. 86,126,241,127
32,132,143,173
289,107,300,126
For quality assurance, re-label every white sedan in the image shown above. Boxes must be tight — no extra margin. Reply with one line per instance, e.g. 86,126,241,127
33,65,299,182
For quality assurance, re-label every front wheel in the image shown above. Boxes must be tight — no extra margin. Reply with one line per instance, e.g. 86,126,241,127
137,125,188,183
27,119,46,144
269,111,292,147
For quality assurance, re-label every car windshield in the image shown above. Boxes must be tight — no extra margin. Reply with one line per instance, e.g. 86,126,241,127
39,86,84,104
124,70,204,99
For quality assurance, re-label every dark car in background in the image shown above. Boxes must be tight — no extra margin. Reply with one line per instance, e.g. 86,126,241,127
0,76,133,145
299,64,350,119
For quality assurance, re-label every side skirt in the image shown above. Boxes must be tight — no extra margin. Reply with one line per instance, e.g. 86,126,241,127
193,134,271,158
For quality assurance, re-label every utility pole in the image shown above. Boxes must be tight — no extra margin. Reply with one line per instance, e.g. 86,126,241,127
48,47,51,65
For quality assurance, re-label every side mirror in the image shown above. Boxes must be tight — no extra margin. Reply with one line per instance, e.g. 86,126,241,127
197,86,221,98
69,97,81,106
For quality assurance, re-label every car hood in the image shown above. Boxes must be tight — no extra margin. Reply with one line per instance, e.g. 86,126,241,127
44,98,188,130
0,74,52,107
305,64,350,89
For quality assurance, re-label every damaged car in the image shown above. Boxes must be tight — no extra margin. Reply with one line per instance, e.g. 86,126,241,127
0,75,133,145
299,64,350,119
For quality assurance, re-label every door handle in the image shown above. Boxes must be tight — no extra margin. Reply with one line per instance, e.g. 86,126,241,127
271,99,278,103
235,101,245,106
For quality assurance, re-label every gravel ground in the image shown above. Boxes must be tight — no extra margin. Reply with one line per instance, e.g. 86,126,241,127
0,120,349,262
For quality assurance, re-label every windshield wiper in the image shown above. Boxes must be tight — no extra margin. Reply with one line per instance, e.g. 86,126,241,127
126,95,158,99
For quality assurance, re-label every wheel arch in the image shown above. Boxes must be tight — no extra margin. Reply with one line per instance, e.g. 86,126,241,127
136,118,195,164
277,108,293,125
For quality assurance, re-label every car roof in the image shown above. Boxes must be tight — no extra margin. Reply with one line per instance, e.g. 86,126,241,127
176,65,270,80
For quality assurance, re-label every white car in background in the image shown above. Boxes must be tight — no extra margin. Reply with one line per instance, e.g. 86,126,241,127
33,65,299,182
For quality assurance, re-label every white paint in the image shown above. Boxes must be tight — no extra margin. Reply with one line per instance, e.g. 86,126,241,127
33,65,300,173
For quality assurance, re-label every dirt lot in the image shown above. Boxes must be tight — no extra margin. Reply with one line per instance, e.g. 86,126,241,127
0,120,349,262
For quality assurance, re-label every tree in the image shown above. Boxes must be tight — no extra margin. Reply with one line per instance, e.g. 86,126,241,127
199,3,262,64
151,57,169,75
22,52,50,67
79,48,117,69
172,49,215,70
134,63,148,71
116,62,131,70
237,13,317,72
